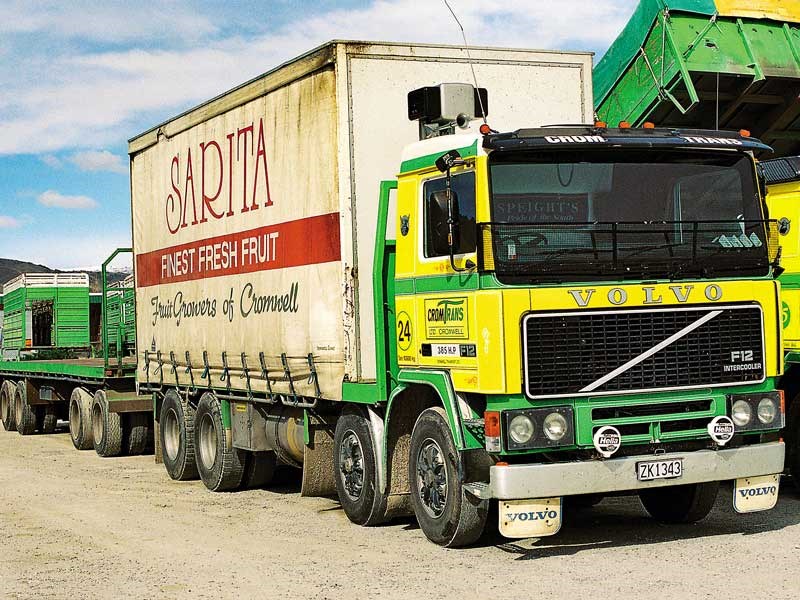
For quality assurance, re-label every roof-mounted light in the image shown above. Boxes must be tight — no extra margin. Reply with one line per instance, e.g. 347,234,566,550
643,122,655,129
740,129,751,138
619,121,631,129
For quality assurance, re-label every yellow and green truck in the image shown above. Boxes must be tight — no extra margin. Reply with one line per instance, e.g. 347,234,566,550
123,41,784,547
760,156,800,483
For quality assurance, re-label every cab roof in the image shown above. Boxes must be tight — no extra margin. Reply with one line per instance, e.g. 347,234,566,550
482,126,772,154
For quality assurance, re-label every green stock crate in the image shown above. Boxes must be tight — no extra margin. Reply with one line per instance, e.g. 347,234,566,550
1,273,90,350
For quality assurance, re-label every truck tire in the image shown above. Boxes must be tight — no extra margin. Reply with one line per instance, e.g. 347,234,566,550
160,389,198,481
194,391,245,491
408,407,488,547
241,451,277,489
92,390,122,457
1,380,17,431
69,388,94,450
639,481,719,524
124,413,150,455
15,383,36,436
39,406,58,434
333,413,386,526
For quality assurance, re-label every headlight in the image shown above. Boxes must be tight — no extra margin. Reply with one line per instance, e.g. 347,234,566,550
731,399,752,426
757,397,778,424
727,392,784,432
503,406,575,450
543,412,568,441
508,415,535,444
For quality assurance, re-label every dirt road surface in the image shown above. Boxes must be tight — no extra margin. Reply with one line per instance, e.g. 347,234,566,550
1,427,799,600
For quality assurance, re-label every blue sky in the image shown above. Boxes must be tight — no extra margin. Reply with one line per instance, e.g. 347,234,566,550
0,0,637,269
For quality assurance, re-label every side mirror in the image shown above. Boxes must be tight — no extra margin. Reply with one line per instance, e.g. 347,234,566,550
429,190,460,254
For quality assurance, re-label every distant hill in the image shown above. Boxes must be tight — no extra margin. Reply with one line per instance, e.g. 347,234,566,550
0,258,129,293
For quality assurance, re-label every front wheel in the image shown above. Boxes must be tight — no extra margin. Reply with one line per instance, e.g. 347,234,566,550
639,482,719,524
409,407,488,547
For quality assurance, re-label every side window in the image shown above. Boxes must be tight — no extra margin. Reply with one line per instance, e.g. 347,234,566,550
423,171,477,258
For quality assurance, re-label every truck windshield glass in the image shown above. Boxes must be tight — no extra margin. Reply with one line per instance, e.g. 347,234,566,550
486,149,769,283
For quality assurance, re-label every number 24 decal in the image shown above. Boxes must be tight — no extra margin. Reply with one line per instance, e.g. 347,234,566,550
397,312,413,351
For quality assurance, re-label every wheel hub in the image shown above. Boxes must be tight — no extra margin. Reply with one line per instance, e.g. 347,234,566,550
338,431,364,501
198,413,218,471
163,408,181,462
416,438,448,519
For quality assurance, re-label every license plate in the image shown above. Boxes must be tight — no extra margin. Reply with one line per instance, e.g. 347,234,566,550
636,458,683,481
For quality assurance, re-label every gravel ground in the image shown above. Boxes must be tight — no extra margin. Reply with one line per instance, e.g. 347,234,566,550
1,426,799,600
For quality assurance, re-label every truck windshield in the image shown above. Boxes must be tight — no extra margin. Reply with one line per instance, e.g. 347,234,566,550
486,149,770,283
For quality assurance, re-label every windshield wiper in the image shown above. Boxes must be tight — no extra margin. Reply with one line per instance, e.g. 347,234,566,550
535,248,607,259
621,242,689,258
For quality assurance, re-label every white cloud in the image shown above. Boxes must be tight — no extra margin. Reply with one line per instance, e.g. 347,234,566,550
37,190,98,209
0,0,634,155
40,154,62,168
0,1,218,43
0,215,21,228
69,149,127,174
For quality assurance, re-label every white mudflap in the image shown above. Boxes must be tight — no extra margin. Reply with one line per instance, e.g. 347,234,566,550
499,497,562,538
733,474,780,513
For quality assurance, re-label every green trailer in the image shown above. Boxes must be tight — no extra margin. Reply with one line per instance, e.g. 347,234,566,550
0,250,151,457
594,0,800,157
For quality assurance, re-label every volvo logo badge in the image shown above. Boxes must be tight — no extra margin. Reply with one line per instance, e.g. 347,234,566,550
708,416,735,446
593,426,621,458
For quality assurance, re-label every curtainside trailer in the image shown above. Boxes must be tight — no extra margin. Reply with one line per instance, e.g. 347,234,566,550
130,40,784,547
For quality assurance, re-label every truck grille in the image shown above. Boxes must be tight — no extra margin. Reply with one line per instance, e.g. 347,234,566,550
523,305,764,398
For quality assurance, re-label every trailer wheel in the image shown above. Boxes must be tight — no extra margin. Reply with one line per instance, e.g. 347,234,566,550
639,481,719,524
69,388,94,450
241,451,277,489
1,380,17,431
39,406,58,434
92,390,122,457
333,413,386,526
124,413,151,455
15,383,36,436
159,389,198,481
194,392,245,491
408,407,488,547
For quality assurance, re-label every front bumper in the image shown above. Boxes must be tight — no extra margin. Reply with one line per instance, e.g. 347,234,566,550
466,441,784,500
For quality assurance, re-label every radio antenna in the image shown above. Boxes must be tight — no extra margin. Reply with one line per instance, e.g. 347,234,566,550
443,0,487,124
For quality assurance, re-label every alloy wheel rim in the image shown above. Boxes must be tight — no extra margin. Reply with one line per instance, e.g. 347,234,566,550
338,430,365,501
416,438,448,519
